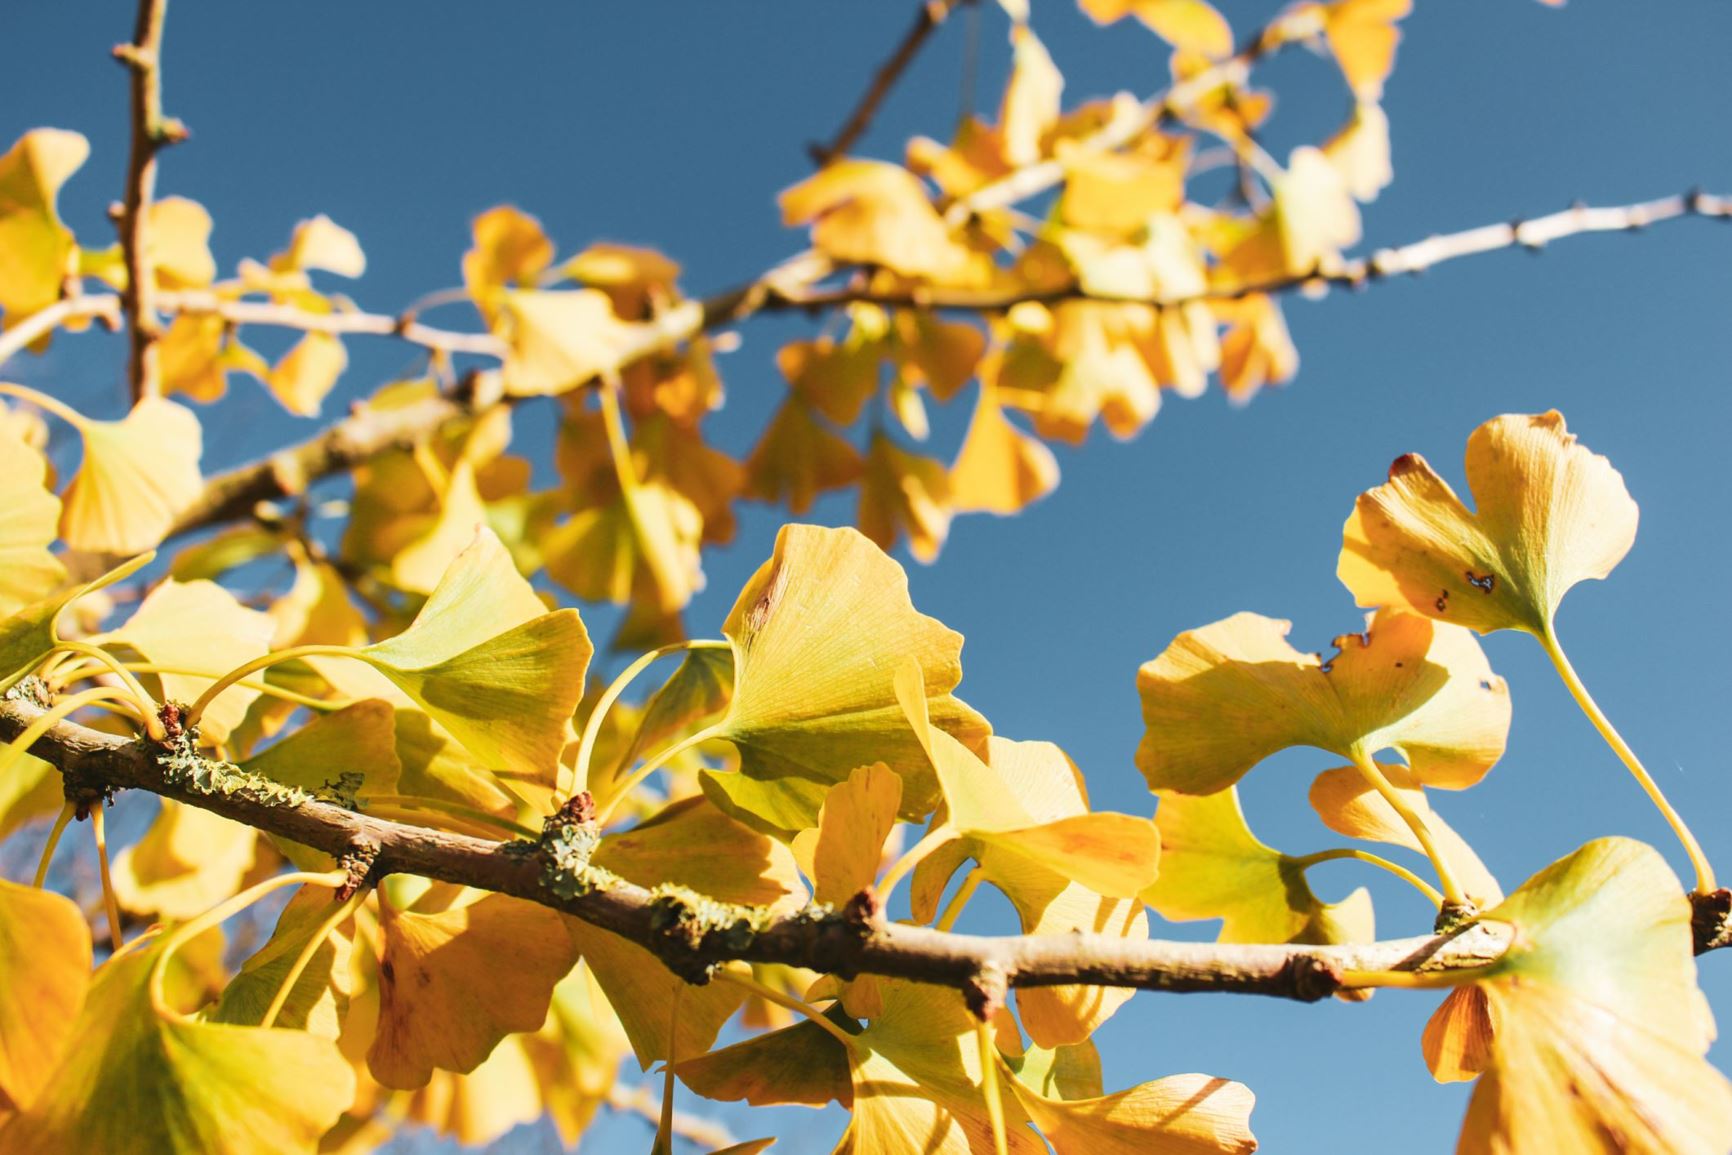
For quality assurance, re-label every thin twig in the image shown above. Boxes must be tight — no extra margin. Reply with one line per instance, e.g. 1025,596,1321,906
606,1081,735,1150
810,0,973,167
112,0,187,402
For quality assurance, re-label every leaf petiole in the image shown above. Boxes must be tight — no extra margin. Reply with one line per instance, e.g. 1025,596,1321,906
259,884,371,1029
1290,847,1444,909
714,965,862,1053
1347,748,1466,907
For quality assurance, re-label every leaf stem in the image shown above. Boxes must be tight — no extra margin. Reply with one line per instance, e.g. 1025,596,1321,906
181,644,353,729
977,1020,1010,1155
1337,965,1489,991
594,722,727,826
34,801,76,888
1539,627,1715,893
569,639,721,798
714,965,861,1053
119,663,352,711
91,805,123,950
149,869,347,1019
935,865,986,931
1347,748,1465,907
1291,847,1444,909
878,823,956,902
0,381,92,429
260,885,370,1029
45,641,161,729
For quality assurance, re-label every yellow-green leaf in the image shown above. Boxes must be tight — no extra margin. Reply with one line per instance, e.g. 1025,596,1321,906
0,552,152,692
1339,411,1639,637
0,128,88,320
60,398,203,554
0,429,64,618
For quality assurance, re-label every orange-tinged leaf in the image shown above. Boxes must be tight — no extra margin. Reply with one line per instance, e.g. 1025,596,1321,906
563,919,744,1068
463,205,554,326
0,752,58,844
0,429,63,617
1427,837,1732,1154
1143,787,1375,945
0,128,88,320
102,577,275,743
1323,0,1410,101
0,880,90,1118
1339,411,1639,637
793,763,902,905
674,1016,851,1108
712,524,989,825
1309,762,1502,905
776,332,881,426
1421,985,1493,1084
156,311,267,404
0,931,354,1154
594,794,806,909
897,311,985,403
780,160,972,280
859,433,952,563
949,382,1059,515
404,1033,544,1147
1058,146,1187,236
1010,1070,1257,1154
1216,294,1297,404
368,891,578,1089
59,397,203,554
743,394,864,515
1136,608,1510,795
266,331,347,416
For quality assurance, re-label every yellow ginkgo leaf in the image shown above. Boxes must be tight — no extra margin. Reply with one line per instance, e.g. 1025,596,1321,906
779,160,972,281
1079,0,1234,58
368,891,579,1089
0,128,88,320
519,964,632,1146
1058,145,1187,237
0,880,90,1120
1001,25,1063,167
1215,294,1298,404
1322,101,1392,203
274,214,366,278
104,577,275,743
1422,837,1732,1154
1142,787,1375,945
210,885,355,1038
896,311,985,403
564,919,745,1069
462,205,554,326
776,329,883,426
1309,762,1502,905
0,551,152,692
743,394,864,516
791,763,903,905
357,528,590,789
710,524,990,825
111,801,261,921
1008,1041,1103,1101
1339,411,1639,638
1136,607,1510,795
592,794,807,912
144,197,217,288
1322,0,1410,102
859,433,952,563
59,397,203,554
242,699,401,801
0,429,64,617
1225,146,1362,281
389,457,489,595
0,752,59,844
674,1014,851,1109
155,311,268,405
403,1033,544,1148
1009,1070,1258,1154
949,380,1060,515
499,288,680,396
0,931,355,1154
618,647,734,776
564,242,681,319
266,331,347,417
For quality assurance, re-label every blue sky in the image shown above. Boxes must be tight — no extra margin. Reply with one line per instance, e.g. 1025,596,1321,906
5,1,1732,1151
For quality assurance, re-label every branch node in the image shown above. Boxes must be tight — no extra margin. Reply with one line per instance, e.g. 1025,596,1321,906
336,840,381,900
1287,954,1344,1003
1691,888,1732,956
155,117,190,146
962,961,1009,1022
1434,898,1479,936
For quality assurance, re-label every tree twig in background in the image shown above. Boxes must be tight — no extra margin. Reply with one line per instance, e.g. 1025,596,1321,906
606,1082,735,1150
112,0,186,402
809,0,974,168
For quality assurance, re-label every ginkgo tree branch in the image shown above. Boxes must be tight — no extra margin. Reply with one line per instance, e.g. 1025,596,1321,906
4,698,1724,1006
809,0,975,167
149,188,1732,543
112,0,187,402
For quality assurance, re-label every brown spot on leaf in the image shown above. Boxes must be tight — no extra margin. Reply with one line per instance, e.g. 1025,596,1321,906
1387,453,1425,481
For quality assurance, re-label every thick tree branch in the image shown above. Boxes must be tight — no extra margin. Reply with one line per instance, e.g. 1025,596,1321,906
6,698,1717,1008
809,0,973,167
112,0,187,402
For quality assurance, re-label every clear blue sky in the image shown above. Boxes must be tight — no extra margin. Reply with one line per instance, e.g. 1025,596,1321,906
5,2,1731,1152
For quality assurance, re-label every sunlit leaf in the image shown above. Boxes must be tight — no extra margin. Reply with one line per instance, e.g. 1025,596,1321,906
744,395,864,515
791,763,902,905
0,932,355,1153
710,524,990,825
1079,0,1234,57
60,397,203,554
1225,146,1361,281
1142,787,1375,945
0,128,87,320
859,433,952,563
274,214,366,278
368,891,579,1089
780,160,974,281
1423,837,1732,1154
1339,411,1638,638
211,884,355,1038
1001,25,1063,167
1136,608,1510,795
0,429,64,617
266,331,347,417
564,919,745,1069
1009,1070,1258,1154
463,205,555,326
0,880,90,1119
111,801,261,921
949,381,1060,515
1309,761,1502,905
